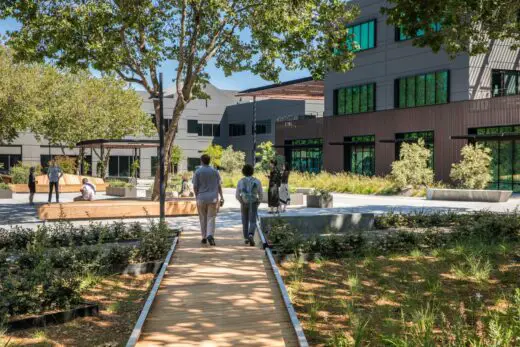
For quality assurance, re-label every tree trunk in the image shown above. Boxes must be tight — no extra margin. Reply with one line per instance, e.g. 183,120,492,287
151,98,185,201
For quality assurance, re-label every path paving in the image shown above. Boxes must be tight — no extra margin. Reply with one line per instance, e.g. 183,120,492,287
136,225,298,347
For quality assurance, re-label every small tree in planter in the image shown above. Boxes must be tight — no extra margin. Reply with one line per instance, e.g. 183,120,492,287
307,189,333,208
391,139,434,189
450,144,492,189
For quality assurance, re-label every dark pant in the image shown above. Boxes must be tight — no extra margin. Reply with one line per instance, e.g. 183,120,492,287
241,202,259,239
48,182,59,203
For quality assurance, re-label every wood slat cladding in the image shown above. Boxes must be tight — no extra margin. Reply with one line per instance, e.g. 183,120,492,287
276,94,520,181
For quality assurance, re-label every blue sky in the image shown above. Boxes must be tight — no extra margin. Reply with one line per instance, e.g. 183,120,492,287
0,19,309,92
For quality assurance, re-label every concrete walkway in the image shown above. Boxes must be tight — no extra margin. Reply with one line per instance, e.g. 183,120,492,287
136,225,298,347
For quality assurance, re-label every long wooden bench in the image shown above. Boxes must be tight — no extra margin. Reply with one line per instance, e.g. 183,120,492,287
38,199,198,220
10,174,107,193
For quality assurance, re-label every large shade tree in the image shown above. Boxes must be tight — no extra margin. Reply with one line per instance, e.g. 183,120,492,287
382,0,520,56
0,46,154,176
0,0,360,199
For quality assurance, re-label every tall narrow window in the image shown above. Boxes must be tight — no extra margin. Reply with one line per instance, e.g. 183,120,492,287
344,135,375,176
395,70,449,108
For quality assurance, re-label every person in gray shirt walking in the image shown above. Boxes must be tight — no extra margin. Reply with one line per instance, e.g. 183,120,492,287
47,160,63,203
192,154,224,246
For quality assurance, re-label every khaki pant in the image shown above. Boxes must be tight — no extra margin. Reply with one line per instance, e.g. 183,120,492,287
197,201,218,239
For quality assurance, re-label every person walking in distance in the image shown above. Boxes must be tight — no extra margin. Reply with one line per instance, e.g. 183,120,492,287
279,163,291,213
267,159,281,214
47,160,63,204
28,166,37,205
236,164,263,247
192,154,224,246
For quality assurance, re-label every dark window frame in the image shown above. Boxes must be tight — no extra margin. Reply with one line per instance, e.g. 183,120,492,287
394,70,450,109
395,130,435,168
346,19,377,52
253,120,272,135
394,22,441,42
333,82,376,116
229,123,246,137
491,69,520,97
343,135,376,176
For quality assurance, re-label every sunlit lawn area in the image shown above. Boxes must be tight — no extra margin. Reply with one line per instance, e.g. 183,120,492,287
282,240,520,346
2,274,153,347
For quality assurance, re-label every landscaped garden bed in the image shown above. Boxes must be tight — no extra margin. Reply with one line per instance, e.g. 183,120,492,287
267,211,520,346
0,220,176,336
2,273,155,346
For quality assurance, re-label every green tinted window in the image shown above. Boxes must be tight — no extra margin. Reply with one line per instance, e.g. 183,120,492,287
425,73,436,105
346,20,376,52
396,71,449,108
287,138,323,174
406,76,416,108
352,86,360,113
346,88,353,114
337,89,346,115
436,71,448,104
397,22,441,41
334,83,375,115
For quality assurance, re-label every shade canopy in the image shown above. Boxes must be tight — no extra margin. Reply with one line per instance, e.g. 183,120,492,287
451,133,520,141
236,77,324,100
76,139,160,149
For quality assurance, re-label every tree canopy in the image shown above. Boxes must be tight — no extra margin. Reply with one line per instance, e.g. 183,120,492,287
0,0,360,198
382,0,520,56
0,46,154,148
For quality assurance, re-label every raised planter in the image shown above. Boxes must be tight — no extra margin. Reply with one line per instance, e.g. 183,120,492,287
426,188,512,202
106,186,138,198
146,189,178,199
260,192,304,205
295,188,315,195
7,303,99,332
307,194,333,208
0,188,13,199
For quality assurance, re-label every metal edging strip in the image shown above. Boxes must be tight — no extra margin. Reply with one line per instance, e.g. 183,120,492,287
125,235,179,347
256,219,309,347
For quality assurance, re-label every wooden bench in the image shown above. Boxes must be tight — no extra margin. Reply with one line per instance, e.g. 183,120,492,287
10,174,107,193
38,198,198,220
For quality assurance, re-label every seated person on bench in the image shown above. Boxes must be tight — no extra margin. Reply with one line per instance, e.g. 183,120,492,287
74,178,96,201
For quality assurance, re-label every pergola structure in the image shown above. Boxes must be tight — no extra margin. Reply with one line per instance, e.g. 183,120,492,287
236,77,324,163
76,139,160,176
236,76,324,100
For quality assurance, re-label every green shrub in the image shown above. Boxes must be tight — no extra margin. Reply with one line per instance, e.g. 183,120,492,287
54,155,77,174
391,139,434,189
10,163,41,184
220,145,246,172
108,179,134,188
220,170,399,195
450,143,492,189
0,220,176,322
0,182,9,190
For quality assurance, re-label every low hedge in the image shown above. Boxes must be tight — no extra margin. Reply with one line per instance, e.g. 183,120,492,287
0,221,173,322
0,220,178,251
267,211,520,259
107,179,134,188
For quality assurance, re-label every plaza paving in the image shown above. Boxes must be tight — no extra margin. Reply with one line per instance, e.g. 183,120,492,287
1,188,520,229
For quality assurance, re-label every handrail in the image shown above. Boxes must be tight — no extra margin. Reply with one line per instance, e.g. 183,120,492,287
256,218,309,347
125,230,180,347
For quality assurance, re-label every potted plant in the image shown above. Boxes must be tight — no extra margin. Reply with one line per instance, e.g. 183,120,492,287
106,180,138,198
0,182,12,199
306,189,333,208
